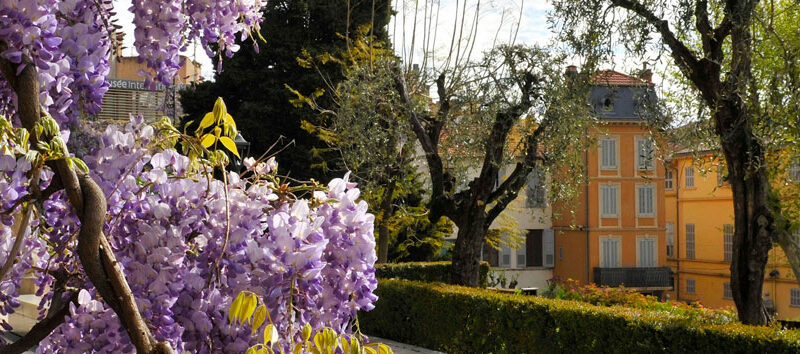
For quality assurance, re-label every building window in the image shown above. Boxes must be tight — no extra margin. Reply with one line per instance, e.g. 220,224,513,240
500,245,511,267
790,161,800,182
686,224,696,259
637,185,655,217
600,236,621,268
601,185,618,217
636,137,654,170
600,138,618,169
637,236,657,267
686,278,696,294
685,166,695,188
791,288,800,307
723,282,733,299
666,222,675,258
723,224,733,262
665,169,673,190
516,245,526,268
525,169,547,208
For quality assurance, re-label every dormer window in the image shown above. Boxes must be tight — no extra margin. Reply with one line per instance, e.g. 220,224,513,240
602,97,614,112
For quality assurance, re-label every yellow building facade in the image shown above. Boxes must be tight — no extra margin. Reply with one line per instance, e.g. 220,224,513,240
665,152,800,320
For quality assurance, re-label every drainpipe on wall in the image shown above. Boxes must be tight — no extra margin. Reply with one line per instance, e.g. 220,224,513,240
585,146,590,284
675,161,681,299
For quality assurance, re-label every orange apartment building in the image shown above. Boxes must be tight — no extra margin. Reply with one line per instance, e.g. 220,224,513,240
96,55,202,122
552,69,672,295
665,150,800,320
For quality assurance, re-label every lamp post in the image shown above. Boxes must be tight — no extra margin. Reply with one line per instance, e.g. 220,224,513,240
231,133,251,172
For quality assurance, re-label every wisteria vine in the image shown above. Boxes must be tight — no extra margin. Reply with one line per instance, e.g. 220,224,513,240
0,115,379,352
0,0,269,125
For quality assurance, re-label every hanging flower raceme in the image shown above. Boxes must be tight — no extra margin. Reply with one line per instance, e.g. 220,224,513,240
0,114,379,352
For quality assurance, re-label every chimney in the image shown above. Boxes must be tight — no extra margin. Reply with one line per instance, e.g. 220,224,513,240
565,65,578,80
565,65,577,74
639,62,653,83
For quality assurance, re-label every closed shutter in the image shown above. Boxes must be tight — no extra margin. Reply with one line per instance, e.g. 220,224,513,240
601,139,616,169
543,229,555,268
638,238,656,267
602,186,617,216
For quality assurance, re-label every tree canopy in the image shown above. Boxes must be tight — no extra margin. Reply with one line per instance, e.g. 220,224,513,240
180,0,391,182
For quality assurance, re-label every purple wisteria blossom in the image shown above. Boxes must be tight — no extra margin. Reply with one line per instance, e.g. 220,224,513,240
0,115,379,352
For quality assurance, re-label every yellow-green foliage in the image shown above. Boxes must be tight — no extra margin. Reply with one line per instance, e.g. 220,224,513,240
359,279,800,354
374,262,490,288
229,291,393,354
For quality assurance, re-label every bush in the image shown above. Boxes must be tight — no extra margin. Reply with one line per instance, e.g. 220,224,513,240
374,261,489,287
542,277,737,325
360,279,800,354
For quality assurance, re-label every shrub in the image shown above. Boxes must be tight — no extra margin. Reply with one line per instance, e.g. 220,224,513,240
360,279,800,354
374,261,489,287
542,277,737,325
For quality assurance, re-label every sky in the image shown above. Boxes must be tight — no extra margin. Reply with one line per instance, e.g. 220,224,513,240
113,0,662,86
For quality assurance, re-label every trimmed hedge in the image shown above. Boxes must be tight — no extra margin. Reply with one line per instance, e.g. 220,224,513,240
360,279,800,354
374,261,489,288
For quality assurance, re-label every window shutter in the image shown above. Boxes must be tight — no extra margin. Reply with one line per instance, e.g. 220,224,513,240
543,229,555,267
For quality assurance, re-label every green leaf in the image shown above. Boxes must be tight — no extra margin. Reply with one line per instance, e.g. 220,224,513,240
239,293,257,324
252,305,267,335
212,97,227,124
71,157,89,173
313,332,324,350
229,292,245,323
200,134,216,148
378,343,392,354
197,112,216,131
219,136,240,158
302,323,312,341
263,324,278,345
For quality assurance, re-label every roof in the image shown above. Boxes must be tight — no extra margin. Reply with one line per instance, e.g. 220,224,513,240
593,70,653,86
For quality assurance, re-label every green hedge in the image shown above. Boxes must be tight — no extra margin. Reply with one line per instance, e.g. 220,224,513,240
374,261,489,288
360,279,800,354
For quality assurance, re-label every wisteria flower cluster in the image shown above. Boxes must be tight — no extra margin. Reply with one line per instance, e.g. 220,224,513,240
0,0,268,124
0,115,379,353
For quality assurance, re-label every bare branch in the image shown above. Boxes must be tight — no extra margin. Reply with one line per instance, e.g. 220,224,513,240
3,293,77,354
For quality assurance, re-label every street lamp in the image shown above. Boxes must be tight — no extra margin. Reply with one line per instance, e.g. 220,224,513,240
231,133,251,171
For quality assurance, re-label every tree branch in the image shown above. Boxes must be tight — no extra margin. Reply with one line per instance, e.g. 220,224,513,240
0,42,172,354
485,113,547,225
393,69,453,221
610,0,720,104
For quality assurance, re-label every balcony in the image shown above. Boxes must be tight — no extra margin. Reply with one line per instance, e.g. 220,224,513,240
593,267,673,290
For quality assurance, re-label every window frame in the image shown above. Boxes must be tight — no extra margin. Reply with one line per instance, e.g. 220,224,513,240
791,288,800,307
686,223,696,260
665,169,674,190
600,184,619,218
790,161,800,183
636,184,655,217
686,278,696,294
500,245,511,268
635,137,654,170
723,282,733,299
666,222,675,258
599,235,622,268
600,137,618,170
685,166,695,188
525,168,547,208
723,224,733,262
636,235,658,267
